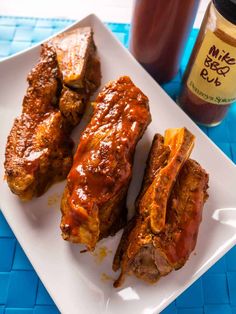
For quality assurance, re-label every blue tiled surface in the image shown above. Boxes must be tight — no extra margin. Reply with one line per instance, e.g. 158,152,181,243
176,279,204,308
0,239,16,272
36,282,54,306
204,305,233,314
0,274,10,304
33,306,59,314
178,309,204,314
5,310,34,314
7,271,38,307
12,244,33,271
203,274,229,304
0,15,235,314
227,273,236,306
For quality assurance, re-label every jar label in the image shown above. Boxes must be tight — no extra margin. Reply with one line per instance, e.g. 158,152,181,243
187,30,236,105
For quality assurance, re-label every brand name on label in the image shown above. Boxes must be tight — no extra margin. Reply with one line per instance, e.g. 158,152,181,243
199,45,236,87
187,30,236,105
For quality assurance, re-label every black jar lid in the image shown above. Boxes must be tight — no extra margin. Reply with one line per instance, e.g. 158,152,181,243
213,0,236,25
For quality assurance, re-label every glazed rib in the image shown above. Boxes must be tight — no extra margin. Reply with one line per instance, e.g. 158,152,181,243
139,128,195,233
49,26,98,89
49,27,101,125
5,27,101,200
60,76,151,251
113,134,168,273
113,131,209,287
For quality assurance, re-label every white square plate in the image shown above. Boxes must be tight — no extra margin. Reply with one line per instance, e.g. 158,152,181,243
0,14,236,314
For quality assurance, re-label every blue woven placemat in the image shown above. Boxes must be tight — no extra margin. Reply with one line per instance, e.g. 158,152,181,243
0,16,235,314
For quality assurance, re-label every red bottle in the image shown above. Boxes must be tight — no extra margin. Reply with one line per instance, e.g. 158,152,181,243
130,0,200,84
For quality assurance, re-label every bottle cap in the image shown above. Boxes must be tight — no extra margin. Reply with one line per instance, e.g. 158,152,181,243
213,0,236,24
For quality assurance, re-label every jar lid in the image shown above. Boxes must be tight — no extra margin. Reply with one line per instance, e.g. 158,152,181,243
213,0,236,24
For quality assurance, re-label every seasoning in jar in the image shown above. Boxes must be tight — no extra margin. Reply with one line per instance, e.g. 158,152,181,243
130,0,200,84
179,0,236,126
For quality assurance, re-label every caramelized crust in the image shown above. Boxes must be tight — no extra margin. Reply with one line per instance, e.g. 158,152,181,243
60,76,151,250
50,27,101,125
5,45,72,200
59,86,85,127
113,131,209,287
4,27,101,200
135,134,170,209
49,27,96,89
139,128,195,233
155,158,209,268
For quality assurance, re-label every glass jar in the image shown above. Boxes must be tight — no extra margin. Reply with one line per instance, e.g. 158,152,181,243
179,0,236,126
130,0,200,84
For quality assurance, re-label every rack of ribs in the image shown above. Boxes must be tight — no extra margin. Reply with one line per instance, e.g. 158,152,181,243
113,128,209,287
60,76,151,251
4,27,101,200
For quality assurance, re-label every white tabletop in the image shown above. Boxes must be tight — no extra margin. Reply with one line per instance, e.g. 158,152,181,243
1,0,210,28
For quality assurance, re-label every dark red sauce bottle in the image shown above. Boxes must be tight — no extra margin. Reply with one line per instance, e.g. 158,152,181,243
130,0,200,84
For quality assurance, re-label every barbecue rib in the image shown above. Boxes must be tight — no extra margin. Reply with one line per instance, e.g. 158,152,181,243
5,27,101,200
113,130,209,287
139,128,195,233
60,76,151,251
